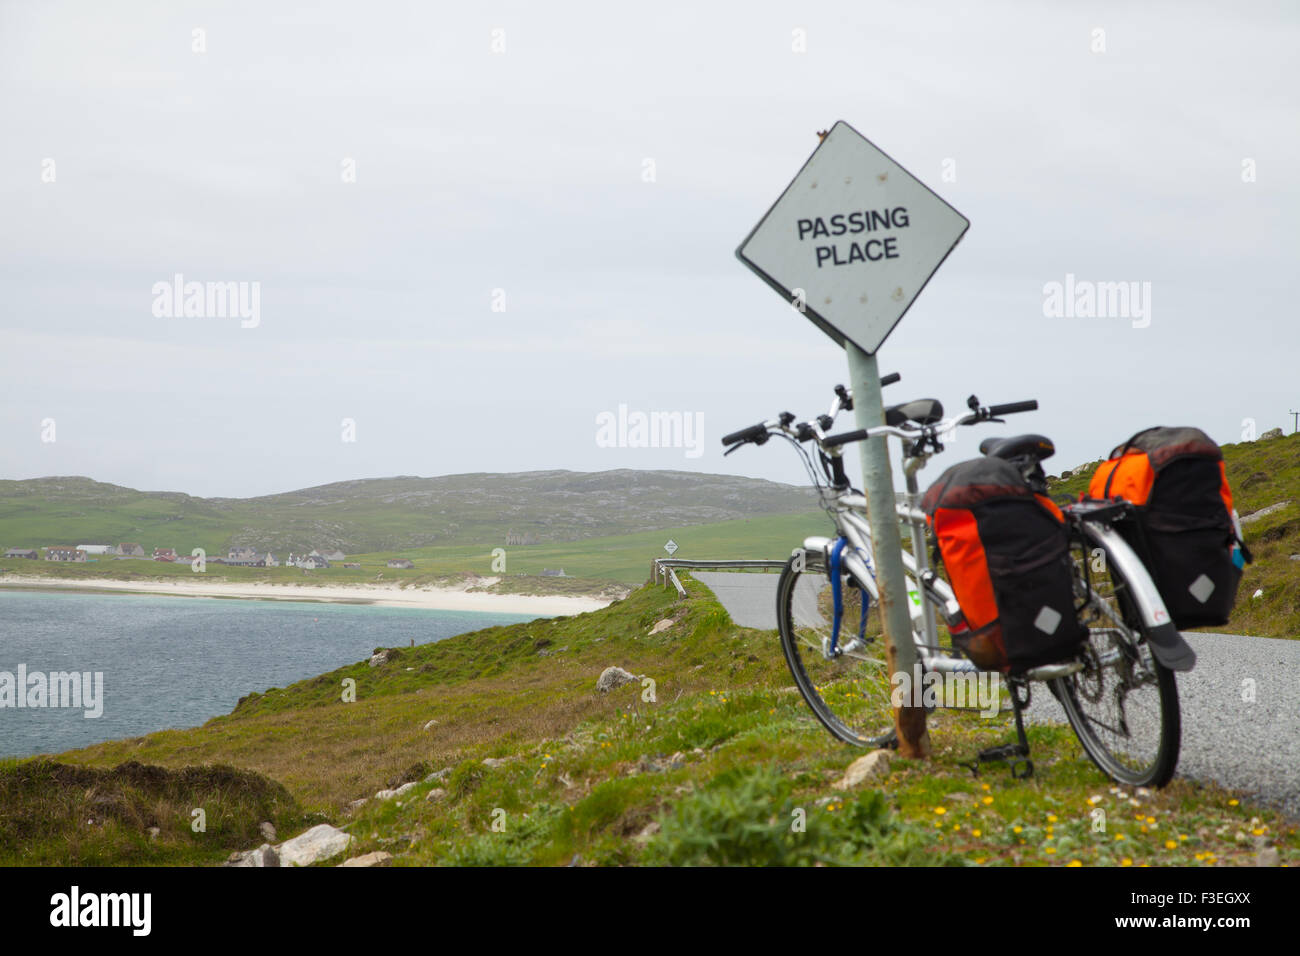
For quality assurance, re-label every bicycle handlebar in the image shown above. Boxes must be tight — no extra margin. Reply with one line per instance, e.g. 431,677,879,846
988,400,1038,417
721,373,900,448
720,422,770,446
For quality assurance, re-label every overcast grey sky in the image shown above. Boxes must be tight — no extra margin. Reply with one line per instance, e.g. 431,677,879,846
2,1,1296,498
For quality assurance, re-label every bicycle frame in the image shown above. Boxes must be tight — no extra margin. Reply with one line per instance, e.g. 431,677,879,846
796,442,1190,684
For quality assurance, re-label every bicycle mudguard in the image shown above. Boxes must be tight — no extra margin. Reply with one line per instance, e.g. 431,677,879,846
1145,622,1196,672
1081,520,1197,672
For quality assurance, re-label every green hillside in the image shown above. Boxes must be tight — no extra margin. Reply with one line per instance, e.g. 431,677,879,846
1047,429,1300,638
0,470,817,559
6,580,1294,867
0,511,827,591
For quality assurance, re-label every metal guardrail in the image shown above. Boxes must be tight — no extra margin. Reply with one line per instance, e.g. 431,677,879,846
650,557,786,600
655,558,787,570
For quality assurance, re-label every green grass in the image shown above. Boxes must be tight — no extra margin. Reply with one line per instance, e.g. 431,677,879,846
8,577,1296,867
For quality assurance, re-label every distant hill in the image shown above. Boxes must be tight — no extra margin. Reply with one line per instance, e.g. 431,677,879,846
0,470,817,556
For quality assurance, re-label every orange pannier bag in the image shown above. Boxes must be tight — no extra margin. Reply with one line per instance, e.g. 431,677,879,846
922,457,1086,674
1087,426,1248,628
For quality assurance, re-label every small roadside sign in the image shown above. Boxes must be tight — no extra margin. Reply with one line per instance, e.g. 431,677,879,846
663,539,679,556
736,120,969,355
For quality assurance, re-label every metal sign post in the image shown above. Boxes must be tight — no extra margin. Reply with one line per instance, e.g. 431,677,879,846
736,121,969,757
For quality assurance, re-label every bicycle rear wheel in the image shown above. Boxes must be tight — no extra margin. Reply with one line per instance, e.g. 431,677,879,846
1051,538,1180,787
776,549,897,748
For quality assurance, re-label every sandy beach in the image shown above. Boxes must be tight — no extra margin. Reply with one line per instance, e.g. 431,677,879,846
0,574,617,617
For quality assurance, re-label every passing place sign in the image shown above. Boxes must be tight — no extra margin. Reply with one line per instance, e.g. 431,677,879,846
737,120,969,355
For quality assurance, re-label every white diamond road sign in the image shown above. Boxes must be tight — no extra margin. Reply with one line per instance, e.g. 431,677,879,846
663,539,678,556
736,120,969,355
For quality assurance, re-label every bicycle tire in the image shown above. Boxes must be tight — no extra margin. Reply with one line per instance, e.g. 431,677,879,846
1052,537,1181,787
776,549,897,748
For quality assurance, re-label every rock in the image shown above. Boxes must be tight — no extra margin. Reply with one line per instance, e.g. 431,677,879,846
345,798,368,814
422,719,439,731
1256,846,1280,867
1259,428,1283,441
375,782,418,801
338,851,393,868
648,619,674,635
832,749,893,791
147,826,160,840
259,821,277,842
425,788,447,802
423,768,451,783
276,824,353,867
482,757,510,768
1290,554,1300,562
368,651,389,667
225,843,279,867
1240,501,1291,525
633,821,661,844
596,666,638,693
1252,589,1263,599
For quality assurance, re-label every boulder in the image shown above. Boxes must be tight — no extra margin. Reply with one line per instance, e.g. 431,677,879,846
425,788,447,802
1259,428,1283,441
1240,501,1291,525
832,749,893,791
647,619,674,635
338,851,393,868
596,666,638,693
225,843,280,867
375,782,418,801
368,651,389,667
259,821,276,842
276,824,353,867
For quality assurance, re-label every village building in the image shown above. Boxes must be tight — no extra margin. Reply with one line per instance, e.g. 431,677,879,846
115,543,146,557
77,544,114,555
386,558,414,569
152,548,177,562
4,548,39,559
45,547,87,562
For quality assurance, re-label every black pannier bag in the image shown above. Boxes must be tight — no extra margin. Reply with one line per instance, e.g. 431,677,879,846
922,457,1087,674
1087,426,1249,628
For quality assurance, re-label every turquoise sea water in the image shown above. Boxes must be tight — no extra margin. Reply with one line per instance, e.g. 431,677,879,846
0,589,535,758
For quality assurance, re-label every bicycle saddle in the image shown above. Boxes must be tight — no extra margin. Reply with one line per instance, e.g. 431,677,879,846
884,398,944,426
979,433,1055,462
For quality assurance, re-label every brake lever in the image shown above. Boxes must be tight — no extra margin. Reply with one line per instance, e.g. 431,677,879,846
723,443,744,456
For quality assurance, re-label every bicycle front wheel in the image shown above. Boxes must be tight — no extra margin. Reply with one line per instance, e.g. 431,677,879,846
1052,537,1181,787
776,549,897,748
